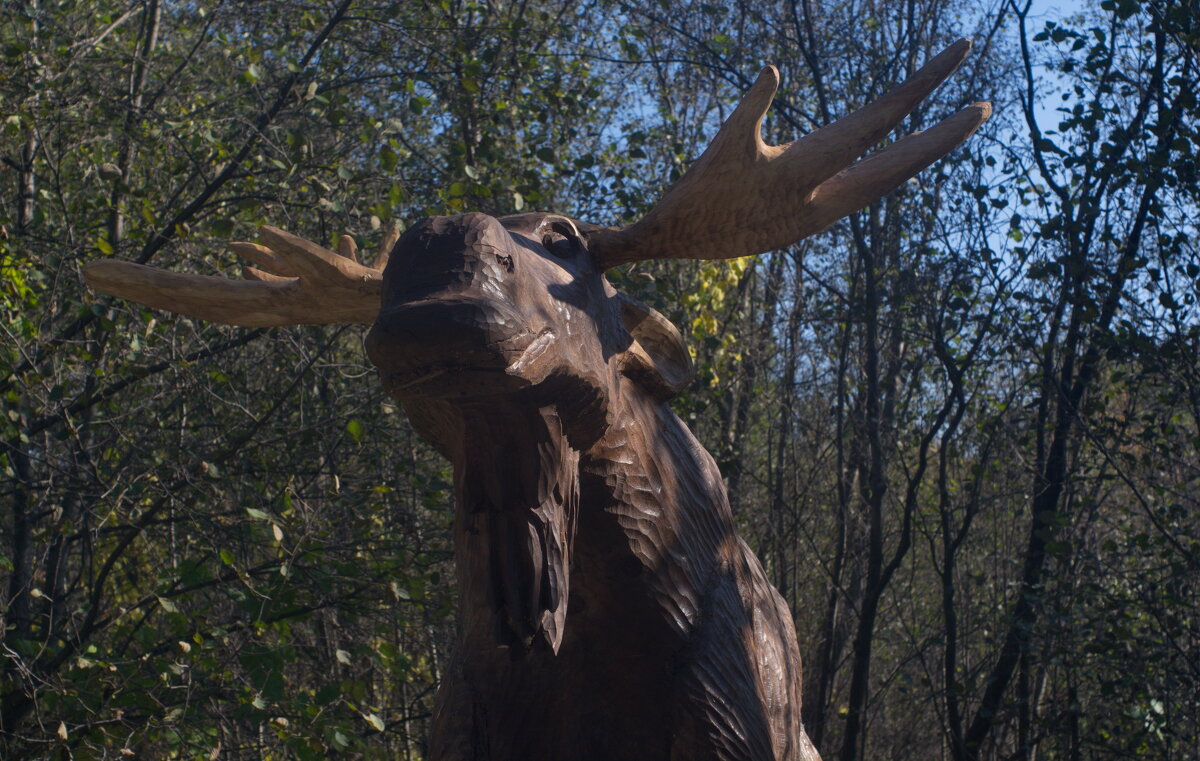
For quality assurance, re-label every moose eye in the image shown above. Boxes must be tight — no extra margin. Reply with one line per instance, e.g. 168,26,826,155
542,232,580,259
538,218,584,259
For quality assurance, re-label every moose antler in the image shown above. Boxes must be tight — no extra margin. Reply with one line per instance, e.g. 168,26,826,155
589,39,991,268
83,226,399,327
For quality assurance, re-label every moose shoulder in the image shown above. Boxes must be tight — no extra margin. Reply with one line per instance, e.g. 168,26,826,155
85,42,989,761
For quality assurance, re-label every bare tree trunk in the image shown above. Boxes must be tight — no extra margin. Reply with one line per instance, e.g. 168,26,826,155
3,0,40,736
838,215,889,761
725,255,781,513
107,0,161,247
804,272,855,749
14,0,38,232
16,129,37,232
769,262,805,596
1,445,35,735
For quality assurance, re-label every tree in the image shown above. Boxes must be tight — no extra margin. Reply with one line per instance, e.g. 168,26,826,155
954,1,1199,758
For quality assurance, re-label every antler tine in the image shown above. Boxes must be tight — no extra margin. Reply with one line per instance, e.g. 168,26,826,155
256,226,379,288
375,223,401,271
84,260,312,327
338,233,359,262
229,241,301,277
789,38,974,190
795,101,992,234
590,39,989,268
83,226,384,327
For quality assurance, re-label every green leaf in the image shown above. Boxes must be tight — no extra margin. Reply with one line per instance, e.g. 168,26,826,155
95,238,114,255
379,143,398,172
316,684,340,705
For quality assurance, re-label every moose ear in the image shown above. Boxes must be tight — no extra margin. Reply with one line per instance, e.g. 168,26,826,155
615,293,694,400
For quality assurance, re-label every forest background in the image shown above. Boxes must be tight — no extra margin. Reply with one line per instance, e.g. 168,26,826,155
1,0,1197,759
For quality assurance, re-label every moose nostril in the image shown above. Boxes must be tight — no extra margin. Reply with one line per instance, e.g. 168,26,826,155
495,253,514,273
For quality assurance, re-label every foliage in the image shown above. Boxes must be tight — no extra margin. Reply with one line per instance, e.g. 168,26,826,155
0,1,626,757
1,0,1197,759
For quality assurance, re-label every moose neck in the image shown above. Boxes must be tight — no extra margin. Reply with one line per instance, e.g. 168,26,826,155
410,360,736,659
448,403,580,654
579,375,742,638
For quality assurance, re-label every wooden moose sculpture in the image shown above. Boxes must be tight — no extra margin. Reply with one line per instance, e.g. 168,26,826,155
85,42,989,761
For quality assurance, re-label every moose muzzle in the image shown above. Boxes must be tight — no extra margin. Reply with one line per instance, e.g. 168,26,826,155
366,213,545,400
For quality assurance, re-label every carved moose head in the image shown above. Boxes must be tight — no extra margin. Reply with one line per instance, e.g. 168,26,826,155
86,42,988,761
